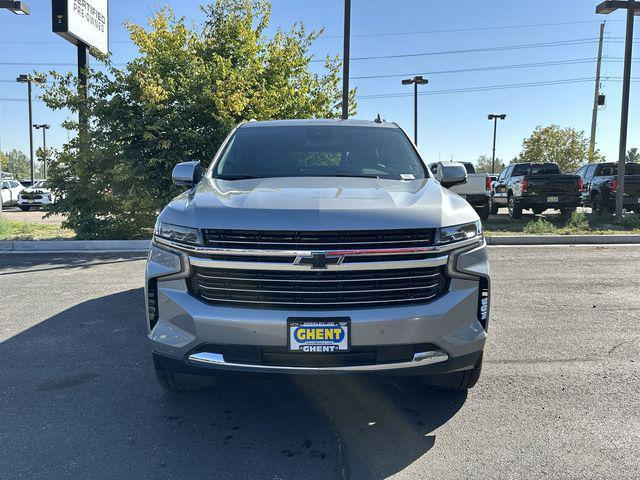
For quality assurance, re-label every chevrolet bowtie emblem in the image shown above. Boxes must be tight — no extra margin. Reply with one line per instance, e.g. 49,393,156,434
294,252,345,269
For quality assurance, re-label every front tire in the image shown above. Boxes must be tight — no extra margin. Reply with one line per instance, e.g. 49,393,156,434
508,196,522,219
592,193,609,216
421,355,483,391
476,203,491,220
560,208,576,219
489,198,499,215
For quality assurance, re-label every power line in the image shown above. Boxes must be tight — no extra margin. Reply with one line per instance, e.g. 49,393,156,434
310,37,602,62
357,77,640,99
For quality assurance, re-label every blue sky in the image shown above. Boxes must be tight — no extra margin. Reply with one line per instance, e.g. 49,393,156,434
1,0,639,167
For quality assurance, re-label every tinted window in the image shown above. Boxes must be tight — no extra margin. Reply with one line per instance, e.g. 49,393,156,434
462,162,476,174
213,126,426,180
498,166,511,181
513,163,560,176
598,163,640,175
584,165,596,179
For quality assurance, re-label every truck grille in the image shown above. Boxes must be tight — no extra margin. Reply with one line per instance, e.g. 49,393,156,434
202,228,436,250
188,265,448,309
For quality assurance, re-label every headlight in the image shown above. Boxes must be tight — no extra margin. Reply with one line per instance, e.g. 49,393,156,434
437,220,483,244
154,221,202,245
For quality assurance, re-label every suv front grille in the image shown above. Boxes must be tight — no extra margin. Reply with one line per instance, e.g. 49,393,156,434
188,265,448,309
202,228,436,250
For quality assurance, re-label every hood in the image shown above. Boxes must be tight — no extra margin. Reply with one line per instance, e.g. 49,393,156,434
158,176,478,231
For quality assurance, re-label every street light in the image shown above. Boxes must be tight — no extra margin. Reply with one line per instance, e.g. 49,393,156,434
0,1,30,14
401,75,429,145
487,114,507,174
17,74,45,185
596,0,640,216
0,0,29,212
33,124,50,179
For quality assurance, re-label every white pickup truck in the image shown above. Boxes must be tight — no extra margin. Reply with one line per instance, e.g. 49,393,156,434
430,162,491,219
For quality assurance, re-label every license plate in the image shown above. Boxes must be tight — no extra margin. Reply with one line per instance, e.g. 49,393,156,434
547,196,559,203
288,318,350,353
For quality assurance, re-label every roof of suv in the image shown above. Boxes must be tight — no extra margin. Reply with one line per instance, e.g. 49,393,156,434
239,119,399,129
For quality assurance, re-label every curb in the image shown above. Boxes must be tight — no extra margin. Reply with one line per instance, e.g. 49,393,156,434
486,234,640,245
0,240,150,253
1,236,640,253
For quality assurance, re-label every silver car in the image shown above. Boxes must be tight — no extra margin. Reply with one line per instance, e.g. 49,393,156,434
146,119,490,392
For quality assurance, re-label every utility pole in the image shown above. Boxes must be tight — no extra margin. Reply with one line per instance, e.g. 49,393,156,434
401,76,429,145
590,22,606,156
341,0,351,120
596,0,640,216
488,114,507,173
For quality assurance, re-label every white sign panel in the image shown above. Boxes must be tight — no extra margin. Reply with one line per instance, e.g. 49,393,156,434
53,0,109,55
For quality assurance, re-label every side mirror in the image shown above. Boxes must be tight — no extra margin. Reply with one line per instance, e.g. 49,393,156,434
172,161,202,187
437,163,467,189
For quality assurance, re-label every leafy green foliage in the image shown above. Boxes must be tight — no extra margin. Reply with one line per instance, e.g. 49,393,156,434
627,147,639,163
1,149,36,180
475,154,505,174
519,125,603,172
41,1,353,239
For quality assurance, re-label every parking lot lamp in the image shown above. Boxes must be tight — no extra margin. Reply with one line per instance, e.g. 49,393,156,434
16,74,45,185
487,114,507,174
33,124,50,179
0,1,29,14
401,76,429,145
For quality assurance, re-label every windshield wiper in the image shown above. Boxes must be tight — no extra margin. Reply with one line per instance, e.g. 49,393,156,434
331,174,382,179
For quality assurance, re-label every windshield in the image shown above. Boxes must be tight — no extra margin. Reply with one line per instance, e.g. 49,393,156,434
33,181,47,188
212,126,426,180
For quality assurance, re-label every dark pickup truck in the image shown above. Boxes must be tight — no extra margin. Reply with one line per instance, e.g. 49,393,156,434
576,162,640,214
491,162,582,219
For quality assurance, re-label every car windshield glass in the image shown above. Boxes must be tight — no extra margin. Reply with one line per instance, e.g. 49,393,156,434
212,126,426,180
33,181,46,188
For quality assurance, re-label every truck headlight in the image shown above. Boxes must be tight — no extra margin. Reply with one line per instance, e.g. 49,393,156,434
148,244,184,278
154,221,202,245
437,220,482,244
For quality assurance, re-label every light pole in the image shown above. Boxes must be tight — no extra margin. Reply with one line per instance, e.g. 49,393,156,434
16,74,44,185
596,0,640,216
401,75,429,145
33,124,50,179
341,0,351,120
0,0,30,213
0,1,30,14
488,114,507,174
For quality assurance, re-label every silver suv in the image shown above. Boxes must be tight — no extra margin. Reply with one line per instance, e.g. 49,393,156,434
146,119,490,392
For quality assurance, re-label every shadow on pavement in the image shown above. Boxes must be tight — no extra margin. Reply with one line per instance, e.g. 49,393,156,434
0,252,147,276
0,288,466,480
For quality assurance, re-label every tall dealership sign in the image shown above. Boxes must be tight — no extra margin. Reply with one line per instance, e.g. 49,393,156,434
52,0,108,55
51,0,108,150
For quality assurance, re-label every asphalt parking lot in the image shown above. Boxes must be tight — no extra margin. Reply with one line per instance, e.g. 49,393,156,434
1,246,639,479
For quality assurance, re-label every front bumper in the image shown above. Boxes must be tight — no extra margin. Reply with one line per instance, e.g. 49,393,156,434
18,197,54,207
145,240,490,376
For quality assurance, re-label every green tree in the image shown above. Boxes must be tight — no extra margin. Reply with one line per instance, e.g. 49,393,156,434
627,147,639,163
519,125,602,172
475,154,506,174
41,0,353,239
1,149,33,180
